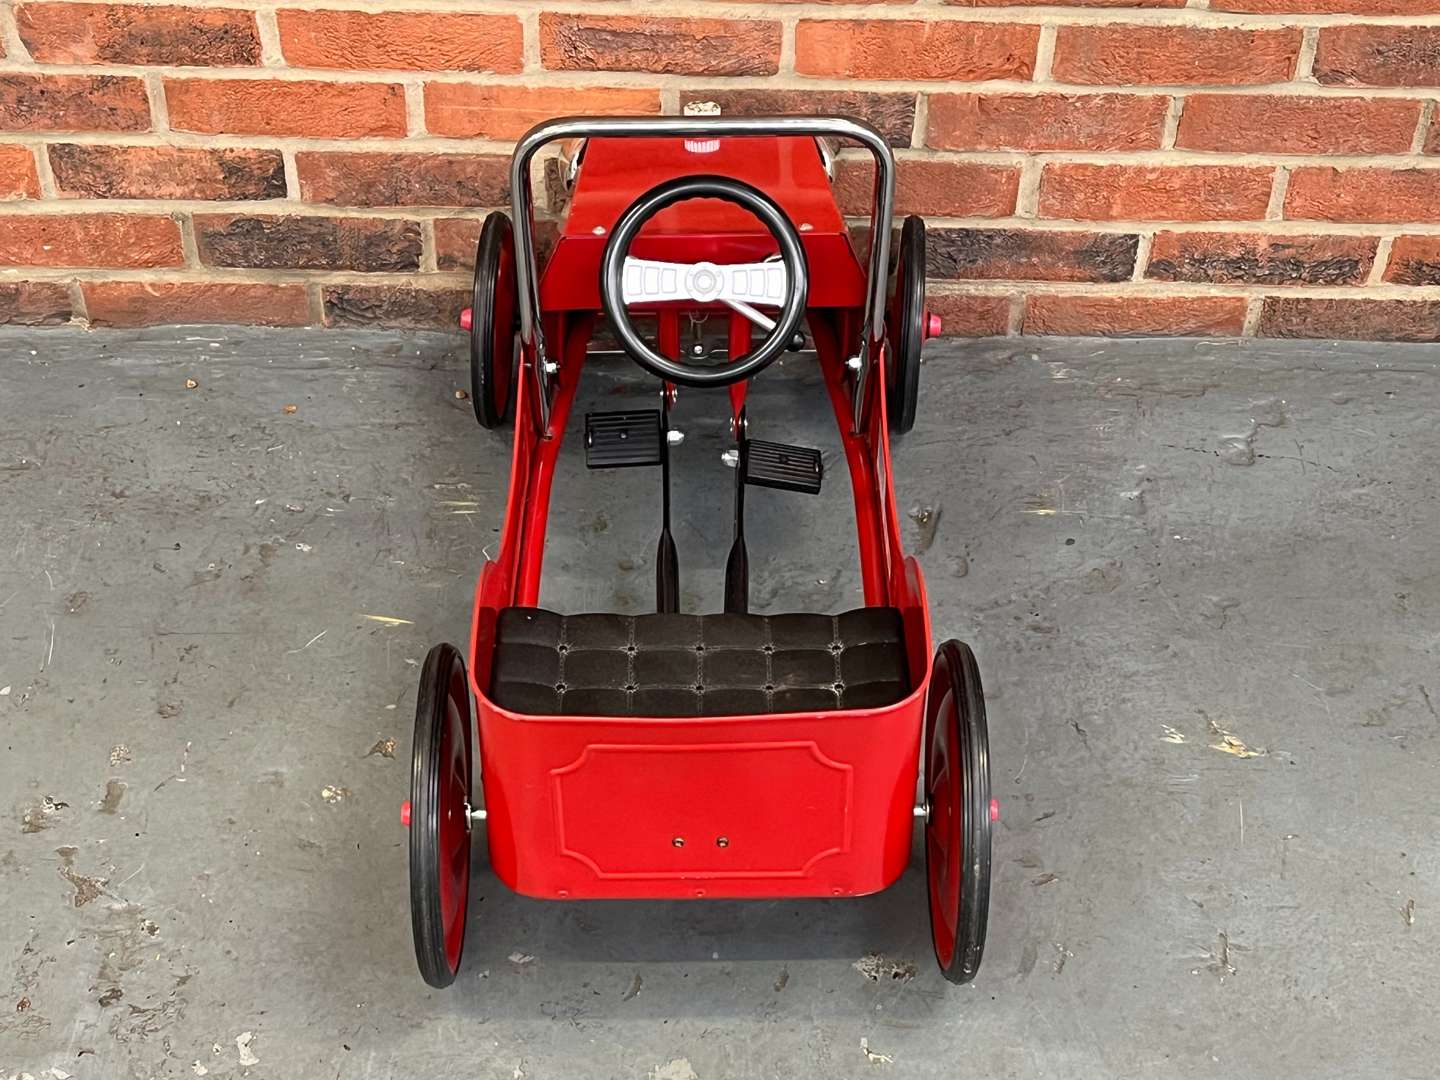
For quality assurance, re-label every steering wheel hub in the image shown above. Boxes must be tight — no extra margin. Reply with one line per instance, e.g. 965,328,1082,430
688,262,723,301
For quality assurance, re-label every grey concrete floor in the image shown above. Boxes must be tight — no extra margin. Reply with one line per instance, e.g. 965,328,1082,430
1,326,1437,1080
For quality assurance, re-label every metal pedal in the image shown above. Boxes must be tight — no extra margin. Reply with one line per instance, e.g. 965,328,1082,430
742,440,823,494
585,410,662,469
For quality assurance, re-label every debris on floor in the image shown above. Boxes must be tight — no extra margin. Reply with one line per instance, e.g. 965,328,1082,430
361,614,414,626
1053,943,1074,974
649,1060,698,1080
1161,725,1187,744
56,848,106,907
365,737,398,759
22,796,68,833
236,1030,260,1067
907,503,943,553
109,744,131,766
1031,873,1059,887
1194,931,1239,981
1207,719,1267,759
1402,898,1416,927
320,786,350,804
860,1037,894,1065
852,952,917,982
98,780,126,815
507,951,535,968
622,972,642,1001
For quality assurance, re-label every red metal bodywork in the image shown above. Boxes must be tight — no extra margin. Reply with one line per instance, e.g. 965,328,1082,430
467,135,932,900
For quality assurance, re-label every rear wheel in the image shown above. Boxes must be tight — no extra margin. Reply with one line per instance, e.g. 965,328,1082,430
470,211,519,429
408,642,474,988
885,215,925,436
924,639,993,984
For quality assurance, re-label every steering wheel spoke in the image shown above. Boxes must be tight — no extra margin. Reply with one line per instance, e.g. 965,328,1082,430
622,257,788,309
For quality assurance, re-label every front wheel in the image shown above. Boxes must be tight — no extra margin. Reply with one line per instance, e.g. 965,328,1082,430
407,642,474,988
924,639,993,984
469,211,519,429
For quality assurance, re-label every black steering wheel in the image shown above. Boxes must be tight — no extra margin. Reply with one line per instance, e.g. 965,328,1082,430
600,175,809,389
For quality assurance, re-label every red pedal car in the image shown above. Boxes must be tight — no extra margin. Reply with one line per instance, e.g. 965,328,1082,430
402,115,994,988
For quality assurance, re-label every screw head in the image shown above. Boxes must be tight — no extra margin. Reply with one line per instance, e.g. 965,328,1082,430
672,836,685,848
716,836,729,848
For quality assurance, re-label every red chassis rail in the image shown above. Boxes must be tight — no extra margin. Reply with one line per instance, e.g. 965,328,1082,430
466,132,932,901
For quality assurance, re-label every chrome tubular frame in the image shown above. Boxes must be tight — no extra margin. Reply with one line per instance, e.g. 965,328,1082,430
508,115,897,432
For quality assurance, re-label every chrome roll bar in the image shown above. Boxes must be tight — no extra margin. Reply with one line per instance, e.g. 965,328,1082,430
508,115,897,432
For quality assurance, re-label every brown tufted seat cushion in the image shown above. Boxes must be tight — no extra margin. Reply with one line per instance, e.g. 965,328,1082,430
489,607,910,718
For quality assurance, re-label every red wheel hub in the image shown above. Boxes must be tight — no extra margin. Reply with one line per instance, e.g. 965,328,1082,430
436,683,471,972
926,683,963,969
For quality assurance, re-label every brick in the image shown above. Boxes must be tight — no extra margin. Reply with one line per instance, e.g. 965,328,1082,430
1146,231,1377,285
795,20,1037,81
435,217,482,272
16,4,259,66
435,217,559,271
1052,26,1301,85
836,158,1019,217
1216,0,1440,10
195,214,421,272
1429,117,1440,154
924,291,1012,336
0,281,73,326
83,281,310,328
296,151,508,207
1382,236,1440,285
276,10,522,73
1040,165,1273,222
49,144,285,200
540,14,780,76
1286,168,1440,223
1176,94,1423,155
1,144,40,198
1023,294,1247,336
0,213,182,268
0,74,149,133
953,0,1184,5
323,284,466,329
679,89,916,147
164,79,406,138
928,228,1139,282
928,93,1167,152
426,84,660,140
1315,27,1440,88
1259,298,1440,341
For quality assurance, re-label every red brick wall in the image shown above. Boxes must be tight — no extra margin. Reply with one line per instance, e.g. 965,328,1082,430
2,3,1440,339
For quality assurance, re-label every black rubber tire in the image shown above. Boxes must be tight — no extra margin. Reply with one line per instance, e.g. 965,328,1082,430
409,642,474,988
470,211,519,429
924,639,992,985
885,215,925,436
